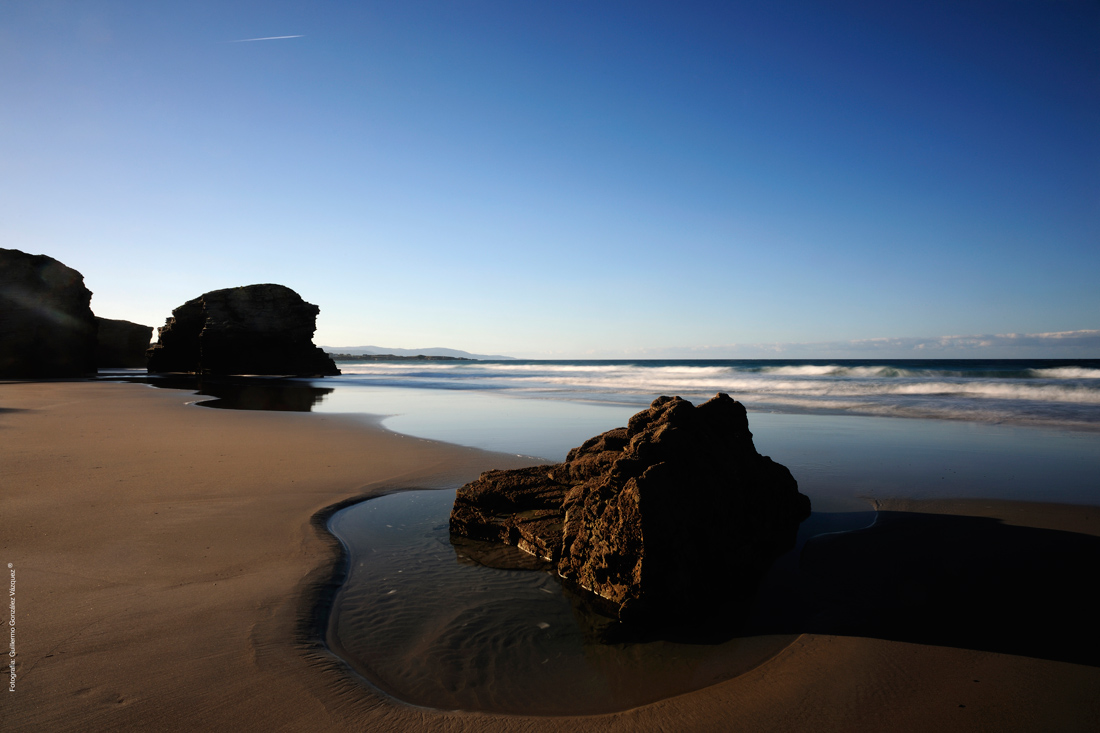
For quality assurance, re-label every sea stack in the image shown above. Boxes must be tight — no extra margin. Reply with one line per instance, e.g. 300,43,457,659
451,393,811,623
96,318,154,368
146,284,340,376
0,247,98,378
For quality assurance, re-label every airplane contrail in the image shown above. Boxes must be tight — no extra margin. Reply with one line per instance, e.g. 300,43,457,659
230,35,304,42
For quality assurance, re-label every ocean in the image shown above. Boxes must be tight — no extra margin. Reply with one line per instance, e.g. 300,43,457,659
325,358,1100,429
114,358,1100,507
299,357,1100,510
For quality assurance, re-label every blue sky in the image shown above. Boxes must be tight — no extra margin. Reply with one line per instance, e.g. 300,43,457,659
2,1,1097,357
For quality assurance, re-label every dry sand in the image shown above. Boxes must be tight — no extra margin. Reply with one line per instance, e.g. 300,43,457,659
2,380,1098,732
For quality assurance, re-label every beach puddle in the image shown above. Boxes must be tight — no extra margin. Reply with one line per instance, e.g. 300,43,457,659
325,489,851,715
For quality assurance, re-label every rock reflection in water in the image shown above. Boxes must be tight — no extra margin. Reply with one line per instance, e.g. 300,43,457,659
452,533,766,647
109,373,334,411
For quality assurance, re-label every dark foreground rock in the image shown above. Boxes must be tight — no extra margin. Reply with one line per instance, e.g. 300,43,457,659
96,318,153,368
0,248,98,378
450,393,811,623
146,284,339,376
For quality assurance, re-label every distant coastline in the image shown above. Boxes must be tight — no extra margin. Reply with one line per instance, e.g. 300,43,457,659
326,353,473,362
320,345,515,361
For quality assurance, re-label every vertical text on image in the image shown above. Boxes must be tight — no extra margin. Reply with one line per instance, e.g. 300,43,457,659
8,562,15,692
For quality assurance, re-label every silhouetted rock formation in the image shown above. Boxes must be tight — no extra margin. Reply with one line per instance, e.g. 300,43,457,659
0,248,98,378
451,394,811,623
146,284,339,376
96,318,153,368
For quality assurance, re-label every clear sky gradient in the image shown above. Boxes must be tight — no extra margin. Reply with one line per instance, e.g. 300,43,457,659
2,1,1097,358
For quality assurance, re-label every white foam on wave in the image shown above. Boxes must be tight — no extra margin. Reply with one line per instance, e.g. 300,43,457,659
880,381,1100,403
486,363,636,374
331,361,1100,409
758,365,896,377
564,376,1100,403
1031,367,1100,379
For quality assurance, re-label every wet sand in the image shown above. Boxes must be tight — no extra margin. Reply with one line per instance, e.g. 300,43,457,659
3,380,1099,731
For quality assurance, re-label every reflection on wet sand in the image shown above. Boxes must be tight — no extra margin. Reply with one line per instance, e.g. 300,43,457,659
108,373,334,412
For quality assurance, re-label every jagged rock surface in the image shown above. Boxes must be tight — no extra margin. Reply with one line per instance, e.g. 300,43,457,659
96,318,153,368
0,248,98,378
146,284,339,376
450,465,572,562
450,393,811,622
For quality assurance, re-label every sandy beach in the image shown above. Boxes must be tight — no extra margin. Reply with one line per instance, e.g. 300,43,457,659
4,380,1099,732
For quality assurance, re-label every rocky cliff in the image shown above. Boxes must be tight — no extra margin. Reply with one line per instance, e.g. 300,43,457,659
146,284,339,376
451,393,811,623
0,248,98,378
96,318,153,368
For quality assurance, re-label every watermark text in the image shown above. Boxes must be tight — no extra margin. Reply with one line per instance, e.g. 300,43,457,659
8,563,15,692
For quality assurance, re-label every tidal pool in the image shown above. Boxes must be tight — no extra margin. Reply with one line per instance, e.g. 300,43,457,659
325,489,875,715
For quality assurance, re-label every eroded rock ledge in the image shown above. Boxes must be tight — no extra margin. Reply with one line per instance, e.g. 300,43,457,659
450,393,811,623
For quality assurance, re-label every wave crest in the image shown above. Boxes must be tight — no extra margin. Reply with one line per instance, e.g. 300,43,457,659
327,359,1100,426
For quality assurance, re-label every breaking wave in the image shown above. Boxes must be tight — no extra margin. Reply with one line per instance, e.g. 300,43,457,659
329,359,1100,429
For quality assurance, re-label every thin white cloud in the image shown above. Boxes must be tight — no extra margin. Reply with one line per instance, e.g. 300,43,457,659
230,35,304,43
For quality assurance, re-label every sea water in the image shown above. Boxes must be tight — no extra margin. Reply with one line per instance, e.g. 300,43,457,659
319,358,1100,425
299,358,1100,509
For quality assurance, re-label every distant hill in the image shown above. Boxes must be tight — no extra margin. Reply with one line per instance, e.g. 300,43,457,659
320,345,516,361
326,353,472,362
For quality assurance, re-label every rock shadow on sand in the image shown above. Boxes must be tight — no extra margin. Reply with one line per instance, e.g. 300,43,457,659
763,510,1100,667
